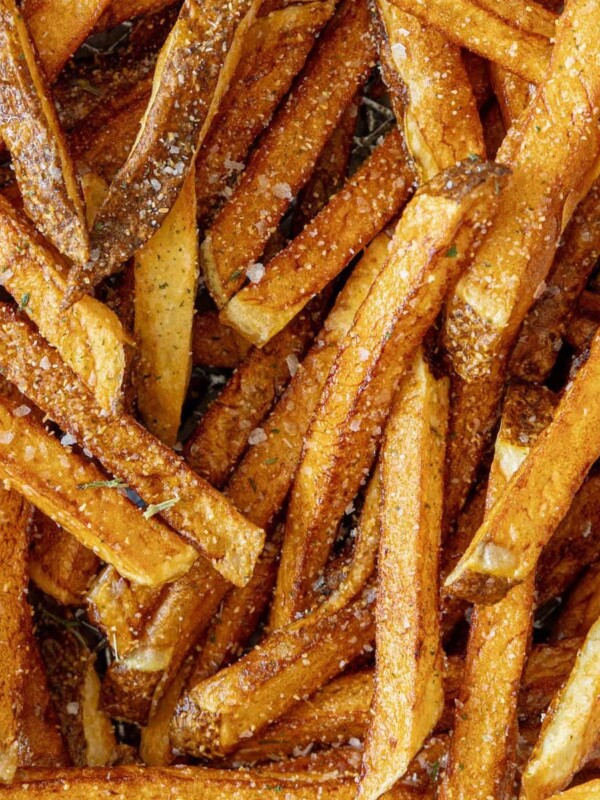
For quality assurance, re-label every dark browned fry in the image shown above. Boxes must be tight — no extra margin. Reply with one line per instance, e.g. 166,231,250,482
191,311,252,369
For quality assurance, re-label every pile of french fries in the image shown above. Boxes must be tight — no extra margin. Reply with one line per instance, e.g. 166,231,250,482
4,0,600,797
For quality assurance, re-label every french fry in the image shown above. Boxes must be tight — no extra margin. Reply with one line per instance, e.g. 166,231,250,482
0,303,265,587
191,311,251,369
195,0,336,228
22,0,112,82
0,193,127,413
70,0,262,298
201,0,376,307
94,0,178,30
134,166,198,446
489,65,532,130
29,512,99,606
519,639,581,724
0,0,89,265
273,160,507,627
439,383,556,800
0,391,197,587
0,489,32,783
39,619,117,767
442,0,600,529
545,782,600,800
170,584,375,757
0,766,433,799
358,351,447,800
565,292,600,351
550,563,600,643
386,0,554,85
521,617,600,799
510,179,600,383
446,328,600,603
185,299,323,487
219,127,413,346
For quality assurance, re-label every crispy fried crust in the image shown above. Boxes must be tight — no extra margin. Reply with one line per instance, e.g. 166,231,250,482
445,329,600,603
29,512,99,606
0,194,126,413
69,0,261,297
201,0,375,307
135,166,198,446
191,311,251,369
0,304,264,586
358,352,447,800
275,161,507,626
519,639,581,724
94,0,178,30
0,0,89,264
387,0,553,84
550,564,600,644
0,391,197,586
195,0,335,228
440,384,556,800
219,128,413,345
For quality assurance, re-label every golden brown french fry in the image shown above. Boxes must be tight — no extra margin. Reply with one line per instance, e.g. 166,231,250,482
134,166,198,446
446,328,600,603
0,193,127,413
185,300,322,487
0,489,32,783
565,293,600,351
489,64,532,129
22,0,112,82
220,127,413,346
0,391,197,587
387,0,554,84
0,0,89,265
70,0,262,298
376,1,484,183
521,618,600,799
201,0,376,307
273,160,507,627
0,766,433,799
440,384,556,800
29,512,99,605
195,0,336,228
94,0,177,29
545,782,600,800
443,0,600,529
191,311,251,369
0,303,264,587
519,639,582,725
358,351,447,800
550,564,600,643
39,620,117,767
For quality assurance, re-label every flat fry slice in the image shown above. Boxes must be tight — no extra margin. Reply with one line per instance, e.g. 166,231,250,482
195,0,336,227
70,0,262,297
0,391,196,586
273,160,507,627
440,384,556,800
446,328,600,602
201,0,375,307
0,0,89,264
387,0,554,84
0,304,264,587
0,489,32,783
0,193,127,413
220,127,413,346
521,618,600,799
135,166,198,446
191,311,251,369
358,350,448,800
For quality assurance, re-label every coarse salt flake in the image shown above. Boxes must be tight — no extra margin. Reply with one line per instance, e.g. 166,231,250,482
273,182,292,200
248,428,268,446
13,405,31,417
246,263,265,284
0,431,14,444
286,354,299,377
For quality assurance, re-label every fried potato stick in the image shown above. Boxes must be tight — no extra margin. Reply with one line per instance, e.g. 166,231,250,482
273,160,507,627
201,0,375,307
191,311,251,369
220,127,413,346
358,350,448,800
440,384,556,800
386,0,554,85
0,0,89,265
0,304,264,586
550,563,600,643
70,0,262,297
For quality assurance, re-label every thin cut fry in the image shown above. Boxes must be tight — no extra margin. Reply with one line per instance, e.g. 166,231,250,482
94,0,178,30
387,0,554,85
201,0,376,307
519,639,581,724
0,0,89,264
135,166,198,446
0,391,197,587
0,304,265,587
550,563,600,643
358,350,448,800
220,127,413,346
70,0,262,297
191,311,251,369
273,160,507,626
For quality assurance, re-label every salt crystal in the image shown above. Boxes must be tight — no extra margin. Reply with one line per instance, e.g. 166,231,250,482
248,428,267,446
246,262,265,284
13,405,31,417
286,354,299,377
273,182,292,200
66,702,79,715
39,356,51,370
0,431,14,444
358,347,370,362
61,433,77,447
391,42,407,61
